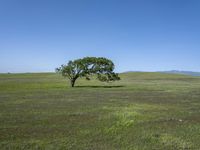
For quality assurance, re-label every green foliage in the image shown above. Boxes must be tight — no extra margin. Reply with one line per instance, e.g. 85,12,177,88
56,57,120,87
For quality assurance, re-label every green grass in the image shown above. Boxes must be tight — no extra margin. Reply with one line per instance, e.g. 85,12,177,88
0,72,200,149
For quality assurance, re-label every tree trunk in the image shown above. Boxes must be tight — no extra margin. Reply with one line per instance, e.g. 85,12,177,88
70,79,75,87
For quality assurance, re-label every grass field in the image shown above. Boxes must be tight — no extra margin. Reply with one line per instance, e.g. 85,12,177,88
0,72,200,150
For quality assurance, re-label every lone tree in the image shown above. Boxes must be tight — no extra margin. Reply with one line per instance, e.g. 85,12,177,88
56,57,120,87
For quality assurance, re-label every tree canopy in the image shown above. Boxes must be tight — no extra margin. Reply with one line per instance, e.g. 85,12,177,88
56,57,120,87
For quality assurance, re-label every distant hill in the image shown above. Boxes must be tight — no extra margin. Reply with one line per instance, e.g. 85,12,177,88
122,70,200,76
159,70,200,76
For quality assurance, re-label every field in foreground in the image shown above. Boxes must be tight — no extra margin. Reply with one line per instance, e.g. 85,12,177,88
0,72,200,150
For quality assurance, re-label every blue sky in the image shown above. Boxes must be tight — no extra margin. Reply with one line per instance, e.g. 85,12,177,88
0,0,200,73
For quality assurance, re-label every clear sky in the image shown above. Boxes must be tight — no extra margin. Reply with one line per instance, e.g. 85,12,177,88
0,0,200,73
